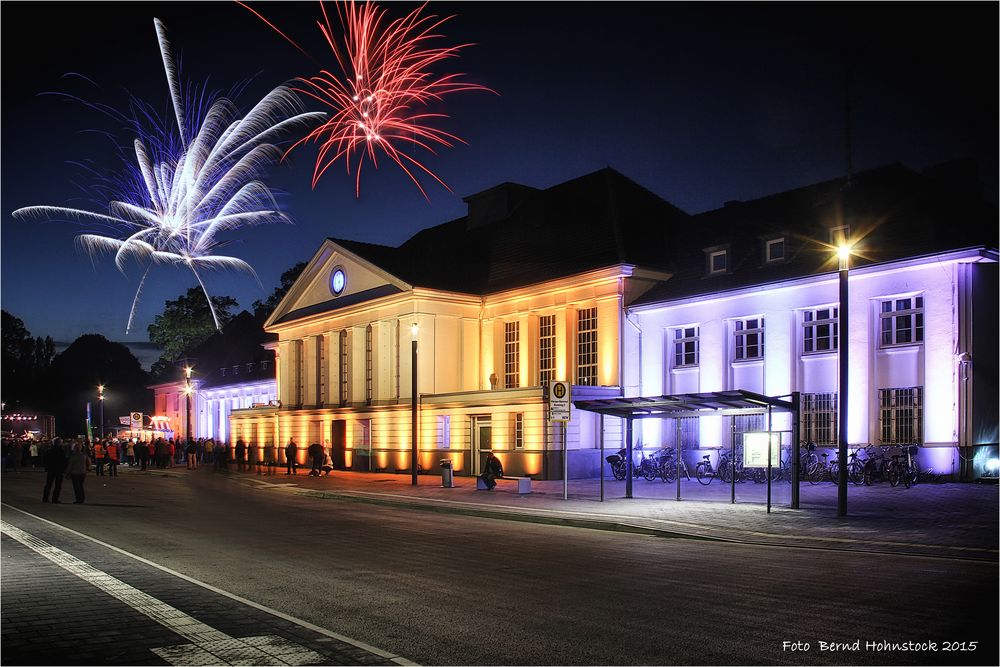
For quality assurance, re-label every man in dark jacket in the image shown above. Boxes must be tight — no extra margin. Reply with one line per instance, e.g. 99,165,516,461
307,442,324,476
479,452,504,491
42,438,68,503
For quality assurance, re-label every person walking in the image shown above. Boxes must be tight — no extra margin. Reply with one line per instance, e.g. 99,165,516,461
42,438,68,503
66,442,90,503
248,441,260,475
106,440,120,477
186,440,198,469
284,439,298,475
93,440,106,476
235,439,247,472
29,441,40,468
263,440,276,475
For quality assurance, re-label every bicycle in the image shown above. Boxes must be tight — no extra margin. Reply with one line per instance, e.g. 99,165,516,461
829,449,866,486
888,445,919,488
695,453,718,485
659,449,691,482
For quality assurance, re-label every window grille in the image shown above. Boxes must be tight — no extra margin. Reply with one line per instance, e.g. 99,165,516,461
803,308,838,353
504,321,520,388
880,296,924,347
734,317,765,360
512,413,524,449
577,307,598,386
539,315,556,386
801,392,838,446
879,387,923,445
673,326,699,367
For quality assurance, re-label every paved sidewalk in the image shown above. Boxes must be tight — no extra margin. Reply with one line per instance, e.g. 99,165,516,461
129,463,1000,561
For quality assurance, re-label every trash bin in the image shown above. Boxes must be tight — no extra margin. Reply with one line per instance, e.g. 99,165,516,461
440,459,454,488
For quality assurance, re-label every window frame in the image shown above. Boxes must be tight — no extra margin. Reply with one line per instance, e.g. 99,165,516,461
879,295,924,348
538,314,556,386
504,321,520,389
764,237,785,264
576,307,598,386
802,306,839,355
733,316,765,361
672,325,700,368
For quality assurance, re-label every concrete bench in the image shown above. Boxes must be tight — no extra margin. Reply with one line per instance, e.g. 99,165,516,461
476,476,532,494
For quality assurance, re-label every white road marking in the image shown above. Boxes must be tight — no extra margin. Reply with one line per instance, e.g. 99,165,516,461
1,520,325,666
1,505,416,665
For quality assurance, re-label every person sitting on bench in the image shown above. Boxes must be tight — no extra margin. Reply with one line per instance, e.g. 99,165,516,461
479,452,504,491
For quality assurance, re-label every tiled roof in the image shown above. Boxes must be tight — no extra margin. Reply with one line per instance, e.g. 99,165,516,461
633,160,997,305
332,167,690,294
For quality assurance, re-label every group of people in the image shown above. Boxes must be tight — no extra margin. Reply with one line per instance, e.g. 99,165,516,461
213,438,333,477
39,438,92,504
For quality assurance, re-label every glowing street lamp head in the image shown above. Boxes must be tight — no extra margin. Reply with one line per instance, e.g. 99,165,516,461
184,366,193,379
837,243,853,270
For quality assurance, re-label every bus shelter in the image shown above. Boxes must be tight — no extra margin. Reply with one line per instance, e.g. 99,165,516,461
574,390,802,511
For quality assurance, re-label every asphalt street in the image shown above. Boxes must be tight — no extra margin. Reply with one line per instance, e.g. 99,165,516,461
1,467,996,666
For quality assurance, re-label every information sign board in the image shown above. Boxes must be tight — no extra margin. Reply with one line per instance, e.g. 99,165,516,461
743,431,781,468
549,381,571,422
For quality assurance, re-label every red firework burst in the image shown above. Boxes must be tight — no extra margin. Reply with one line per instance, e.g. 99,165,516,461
242,1,493,198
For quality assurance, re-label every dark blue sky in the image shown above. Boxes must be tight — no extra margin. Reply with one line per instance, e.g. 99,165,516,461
3,2,996,355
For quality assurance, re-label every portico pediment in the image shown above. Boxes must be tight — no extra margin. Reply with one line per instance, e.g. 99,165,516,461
263,239,411,329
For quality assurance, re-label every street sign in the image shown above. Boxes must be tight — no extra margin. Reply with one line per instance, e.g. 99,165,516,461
130,411,143,431
549,381,571,421
119,416,131,426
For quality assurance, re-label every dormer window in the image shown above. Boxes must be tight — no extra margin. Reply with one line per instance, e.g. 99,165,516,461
706,246,729,275
765,237,785,263
232,365,239,375
220,368,227,377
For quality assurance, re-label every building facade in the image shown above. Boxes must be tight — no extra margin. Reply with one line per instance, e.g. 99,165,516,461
231,163,998,480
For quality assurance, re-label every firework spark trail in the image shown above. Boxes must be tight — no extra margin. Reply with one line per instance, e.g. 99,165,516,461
13,19,325,334
244,0,494,198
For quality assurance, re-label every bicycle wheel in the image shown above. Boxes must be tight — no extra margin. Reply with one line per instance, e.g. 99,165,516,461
849,462,865,486
828,461,840,484
902,465,913,489
611,461,626,481
888,465,901,487
720,460,733,484
661,461,677,483
696,462,713,485
641,461,658,481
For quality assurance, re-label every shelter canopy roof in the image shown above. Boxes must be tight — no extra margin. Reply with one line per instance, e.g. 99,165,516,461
573,390,796,420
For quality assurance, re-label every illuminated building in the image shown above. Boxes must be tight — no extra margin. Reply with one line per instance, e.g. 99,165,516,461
231,163,997,480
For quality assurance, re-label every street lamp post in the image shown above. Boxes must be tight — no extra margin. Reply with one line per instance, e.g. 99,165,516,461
97,384,105,439
184,366,193,447
410,323,419,486
837,244,851,517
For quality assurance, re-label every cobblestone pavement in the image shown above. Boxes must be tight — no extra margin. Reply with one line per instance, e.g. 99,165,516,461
100,462,999,561
0,504,412,666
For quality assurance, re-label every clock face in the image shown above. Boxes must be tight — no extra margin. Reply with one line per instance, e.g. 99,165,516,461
330,267,346,295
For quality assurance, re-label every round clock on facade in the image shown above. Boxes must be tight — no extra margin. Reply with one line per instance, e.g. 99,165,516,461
330,267,347,295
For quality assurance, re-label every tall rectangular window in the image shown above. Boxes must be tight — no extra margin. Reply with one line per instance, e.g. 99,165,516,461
296,339,305,406
879,387,923,445
539,315,556,386
880,296,924,347
801,392,838,446
511,413,524,449
673,326,699,367
339,330,349,407
504,321,520,388
577,307,598,386
317,335,327,405
734,317,765,360
437,415,451,449
802,307,838,354
365,324,373,405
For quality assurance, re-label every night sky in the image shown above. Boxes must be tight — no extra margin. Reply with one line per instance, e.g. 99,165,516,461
2,1,996,363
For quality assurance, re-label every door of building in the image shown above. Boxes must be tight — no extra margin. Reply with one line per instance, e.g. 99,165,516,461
472,415,492,473
330,420,346,469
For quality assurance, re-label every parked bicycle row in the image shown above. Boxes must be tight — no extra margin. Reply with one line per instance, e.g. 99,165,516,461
605,443,937,488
